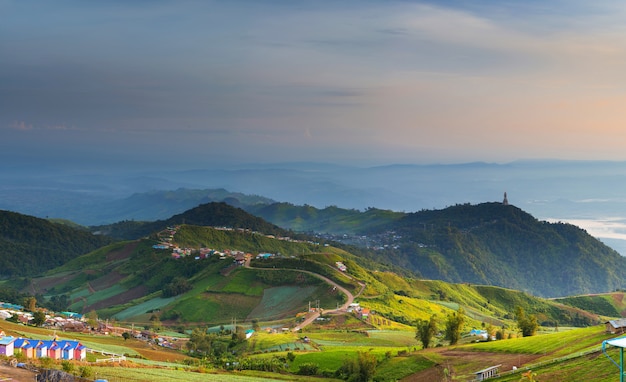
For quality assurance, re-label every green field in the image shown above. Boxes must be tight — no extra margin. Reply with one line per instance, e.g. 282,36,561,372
467,325,612,356
248,285,318,321
113,295,181,320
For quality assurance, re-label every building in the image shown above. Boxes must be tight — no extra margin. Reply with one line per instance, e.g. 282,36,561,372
0,336,15,357
606,319,626,334
11,338,86,361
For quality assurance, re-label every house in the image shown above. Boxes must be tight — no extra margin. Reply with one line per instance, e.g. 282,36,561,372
46,341,61,360
14,338,35,358
606,319,626,334
234,253,246,265
358,308,370,320
74,342,87,360
35,341,48,358
0,336,16,356
60,341,76,360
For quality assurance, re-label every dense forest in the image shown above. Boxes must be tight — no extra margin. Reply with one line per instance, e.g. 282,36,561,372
377,203,626,297
0,210,113,277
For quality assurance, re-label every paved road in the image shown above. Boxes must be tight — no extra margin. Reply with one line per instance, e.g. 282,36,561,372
244,260,365,331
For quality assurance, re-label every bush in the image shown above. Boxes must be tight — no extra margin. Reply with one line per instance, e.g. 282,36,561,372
61,360,74,374
79,365,93,378
298,362,320,375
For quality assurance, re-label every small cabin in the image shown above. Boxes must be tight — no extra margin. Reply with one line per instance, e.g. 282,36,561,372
606,319,626,335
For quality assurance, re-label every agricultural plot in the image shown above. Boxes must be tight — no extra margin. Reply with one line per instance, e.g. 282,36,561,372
367,330,420,347
467,325,611,356
287,346,399,373
374,354,436,381
168,292,260,323
247,285,318,321
113,295,181,321
91,366,289,382
491,347,618,382
305,331,413,348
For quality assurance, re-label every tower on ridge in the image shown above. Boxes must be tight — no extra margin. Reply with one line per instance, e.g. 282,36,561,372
503,192,509,206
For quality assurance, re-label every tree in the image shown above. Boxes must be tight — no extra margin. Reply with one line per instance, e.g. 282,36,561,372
338,351,377,382
416,314,438,349
86,310,98,329
149,313,162,332
23,296,36,312
32,310,46,327
515,306,538,337
444,308,465,345
122,332,131,341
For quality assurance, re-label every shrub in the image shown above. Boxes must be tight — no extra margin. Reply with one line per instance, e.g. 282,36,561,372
61,360,74,374
79,366,93,378
298,362,320,375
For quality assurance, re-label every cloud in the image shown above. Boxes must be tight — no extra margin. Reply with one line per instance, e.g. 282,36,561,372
547,217,626,241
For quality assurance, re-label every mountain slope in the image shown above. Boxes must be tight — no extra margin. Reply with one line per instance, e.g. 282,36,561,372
383,202,626,297
0,210,114,277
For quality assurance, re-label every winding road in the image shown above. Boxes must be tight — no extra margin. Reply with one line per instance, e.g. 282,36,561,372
244,259,366,331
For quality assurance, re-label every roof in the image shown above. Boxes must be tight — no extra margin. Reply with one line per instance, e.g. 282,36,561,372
14,339,33,349
607,319,626,329
475,364,502,374
606,337,626,348
0,336,15,345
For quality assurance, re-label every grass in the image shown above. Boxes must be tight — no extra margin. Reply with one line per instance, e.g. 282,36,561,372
466,325,612,356
374,354,436,381
248,285,318,321
492,347,620,382
91,366,287,382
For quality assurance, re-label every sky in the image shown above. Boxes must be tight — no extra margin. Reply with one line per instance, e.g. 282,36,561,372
4,0,626,169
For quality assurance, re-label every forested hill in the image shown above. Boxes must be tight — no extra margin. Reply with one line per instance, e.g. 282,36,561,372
383,203,626,297
0,210,114,277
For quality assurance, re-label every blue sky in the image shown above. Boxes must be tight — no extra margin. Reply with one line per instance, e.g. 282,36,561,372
3,0,626,169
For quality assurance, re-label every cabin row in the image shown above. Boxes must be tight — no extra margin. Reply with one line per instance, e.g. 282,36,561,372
0,336,87,361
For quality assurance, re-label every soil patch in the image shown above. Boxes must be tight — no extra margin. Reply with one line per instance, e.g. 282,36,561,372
106,242,139,262
30,272,80,294
90,271,125,291
401,363,447,381
0,362,37,380
402,349,541,381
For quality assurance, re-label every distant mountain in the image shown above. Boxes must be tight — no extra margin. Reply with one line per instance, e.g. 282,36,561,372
245,203,404,234
0,210,114,277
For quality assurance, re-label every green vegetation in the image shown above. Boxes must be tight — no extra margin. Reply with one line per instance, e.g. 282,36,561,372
0,210,113,277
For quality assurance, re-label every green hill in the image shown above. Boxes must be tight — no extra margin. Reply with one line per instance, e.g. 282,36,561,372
0,210,113,277
382,202,626,298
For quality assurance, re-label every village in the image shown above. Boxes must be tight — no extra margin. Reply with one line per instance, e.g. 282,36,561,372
152,225,326,265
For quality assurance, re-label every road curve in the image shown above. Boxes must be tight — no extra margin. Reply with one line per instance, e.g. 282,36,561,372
244,260,363,331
